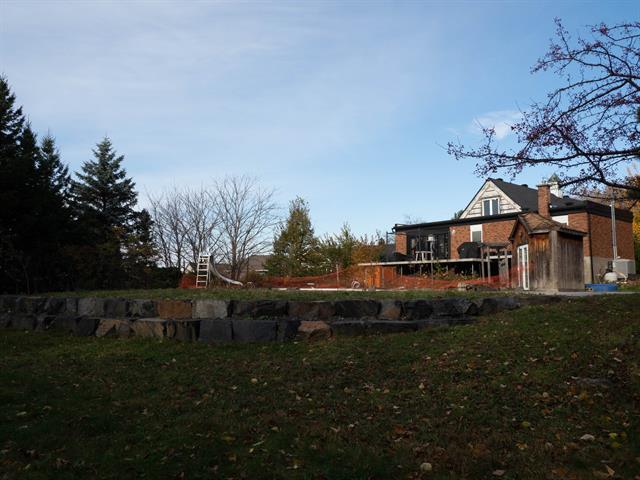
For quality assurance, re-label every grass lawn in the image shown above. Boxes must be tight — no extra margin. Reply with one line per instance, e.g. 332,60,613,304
1,296,639,479
43,287,502,301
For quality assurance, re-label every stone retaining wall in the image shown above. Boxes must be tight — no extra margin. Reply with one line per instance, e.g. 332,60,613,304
0,295,563,343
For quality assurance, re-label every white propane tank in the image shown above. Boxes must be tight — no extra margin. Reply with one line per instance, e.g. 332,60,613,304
603,271,619,283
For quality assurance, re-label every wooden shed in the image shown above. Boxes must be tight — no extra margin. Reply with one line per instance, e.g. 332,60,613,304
509,212,586,292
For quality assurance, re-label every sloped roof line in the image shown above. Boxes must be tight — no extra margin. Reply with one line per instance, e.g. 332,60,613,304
509,212,587,240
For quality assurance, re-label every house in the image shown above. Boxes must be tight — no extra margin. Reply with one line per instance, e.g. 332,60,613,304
392,178,636,284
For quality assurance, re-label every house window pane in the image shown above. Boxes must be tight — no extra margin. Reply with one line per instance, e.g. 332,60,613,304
491,198,499,214
470,225,482,242
483,199,490,215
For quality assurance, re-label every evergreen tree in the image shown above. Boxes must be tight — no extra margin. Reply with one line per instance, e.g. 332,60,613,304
123,209,158,287
71,137,138,288
318,223,357,271
38,133,70,199
265,197,321,276
0,75,24,164
72,137,137,237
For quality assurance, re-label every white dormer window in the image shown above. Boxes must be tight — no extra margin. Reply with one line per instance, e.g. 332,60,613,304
482,197,500,216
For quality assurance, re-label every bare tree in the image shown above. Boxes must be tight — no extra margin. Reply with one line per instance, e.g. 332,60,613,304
447,20,640,197
182,186,220,270
148,186,188,272
211,176,278,280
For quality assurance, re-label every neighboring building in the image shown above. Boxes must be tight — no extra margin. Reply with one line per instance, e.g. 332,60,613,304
216,254,271,281
392,178,635,283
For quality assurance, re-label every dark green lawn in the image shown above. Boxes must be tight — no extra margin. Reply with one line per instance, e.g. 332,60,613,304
43,287,499,301
1,295,639,479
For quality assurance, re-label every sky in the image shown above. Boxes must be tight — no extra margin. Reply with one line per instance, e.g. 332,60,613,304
1,0,637,237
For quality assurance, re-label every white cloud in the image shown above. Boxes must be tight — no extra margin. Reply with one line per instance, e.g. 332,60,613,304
470,110,521,140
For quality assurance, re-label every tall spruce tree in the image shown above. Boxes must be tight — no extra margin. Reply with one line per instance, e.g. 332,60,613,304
265,197,321,277
38,133,70,199
71,137,138,288
122,209,157,287
0,77,76,292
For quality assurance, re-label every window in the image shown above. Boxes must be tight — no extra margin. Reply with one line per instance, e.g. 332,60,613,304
470,224,482,243
552,215,569,225
482,197,500,216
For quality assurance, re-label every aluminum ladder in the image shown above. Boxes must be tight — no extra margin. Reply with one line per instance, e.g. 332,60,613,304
196,254,211,288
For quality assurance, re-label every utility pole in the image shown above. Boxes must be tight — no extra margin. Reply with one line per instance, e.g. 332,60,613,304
610,192,618,271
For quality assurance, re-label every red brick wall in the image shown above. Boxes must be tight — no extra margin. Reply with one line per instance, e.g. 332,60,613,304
483,220,516,244
449,225,470,260
589,213,634,259
568,212,590,257
395,232,407,256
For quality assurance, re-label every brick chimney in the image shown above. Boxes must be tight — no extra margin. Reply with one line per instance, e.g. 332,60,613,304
537,183,551,218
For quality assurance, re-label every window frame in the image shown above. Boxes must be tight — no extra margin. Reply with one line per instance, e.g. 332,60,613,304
470,224,483,243
482,197,500,216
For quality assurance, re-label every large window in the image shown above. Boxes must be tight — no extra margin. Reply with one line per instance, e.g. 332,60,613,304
470,225,482,243
482,197,500,216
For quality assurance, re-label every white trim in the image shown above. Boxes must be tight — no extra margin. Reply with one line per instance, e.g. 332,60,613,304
517,244,530,290
552,214,568,225
482,196,501,216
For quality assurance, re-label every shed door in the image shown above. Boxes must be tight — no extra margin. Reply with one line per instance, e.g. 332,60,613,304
517,244,529,290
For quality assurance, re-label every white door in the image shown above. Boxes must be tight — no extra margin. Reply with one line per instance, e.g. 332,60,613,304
517,244,530,290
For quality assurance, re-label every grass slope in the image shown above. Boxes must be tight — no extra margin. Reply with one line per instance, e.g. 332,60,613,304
1,296,639,479
43,287,498,301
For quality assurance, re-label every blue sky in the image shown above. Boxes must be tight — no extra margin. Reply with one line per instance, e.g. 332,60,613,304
1,1,637,236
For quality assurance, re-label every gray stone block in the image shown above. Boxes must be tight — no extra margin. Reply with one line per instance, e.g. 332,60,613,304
232,319,277,342
11,315,37,330
288,301,334,320
17,297,46,315
35,315,56,331
65,298,79,316
297,320,331,340
0,296,18,313
50,316,78,333
431,298,478,317
333,300,379,318
331,319,368,336
403,300,434,320
75,317,100,336
193,300,229,319
96,319,134,338
78,297,105,317
277,319,301,341
167,319,200,341
50,316,99,336
478,296,521,315
103,298,130,318
378,300,403,320
233,300,288,318
131,318,167,339
43,297,66,315
199,319,233,343
129,299,157,318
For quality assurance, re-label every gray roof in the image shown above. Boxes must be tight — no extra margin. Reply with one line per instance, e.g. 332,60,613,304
490,178,585,211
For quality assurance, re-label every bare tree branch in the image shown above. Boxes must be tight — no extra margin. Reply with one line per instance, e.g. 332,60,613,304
447,19,640,195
